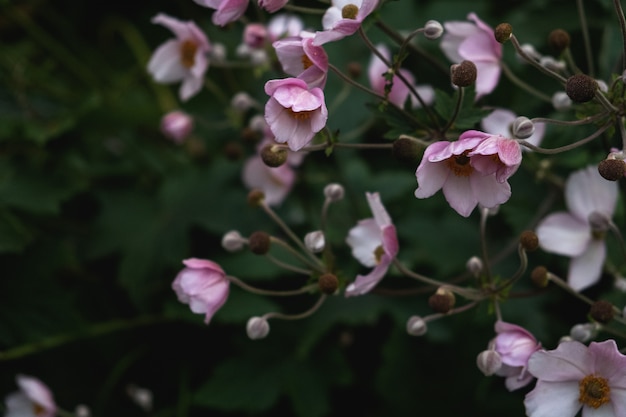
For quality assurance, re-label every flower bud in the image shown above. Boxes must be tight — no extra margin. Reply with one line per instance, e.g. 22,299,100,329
304,231,325,253
552,91,572,111
598,158,626,181
451,60,477,87
424,20,444,40
518,43,541,62
466,256,483,278
243,23,268,49
160,111,193,144
406,316,427,336
589,300,615,324
570,323,598,342
565,74,598,103
428,287,456,314
222,230,246,252
531,266,549,288
210,42,227,63
615,275,626,292
539,56,566,72
249,114,267,132
548,29,570,52
512,116,535,139
392,137,423,163
319,273,339,294
75,405,91,417
246,316,270,340
520,230,539,252
247,189,265,206
248,231,271,255
476,350,502,376
324,183,345,202
347,62,362,79
231,92,257,112
260,144,288,167
494,23,512,43
127,384,153,412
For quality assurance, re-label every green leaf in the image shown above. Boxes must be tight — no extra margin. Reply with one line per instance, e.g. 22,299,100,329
0,208,33,252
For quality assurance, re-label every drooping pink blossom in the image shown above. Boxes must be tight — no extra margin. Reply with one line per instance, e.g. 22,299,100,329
313,0,379,46
193,0,249,26
481,108,546,149
492,321,541,391
524,339,626,417
4,375,56,417
536,166,618,291
273,36,329,89
172,258,230,324
147,14,211,102
345,192,399,296
440,13,502,98
264,78,328,151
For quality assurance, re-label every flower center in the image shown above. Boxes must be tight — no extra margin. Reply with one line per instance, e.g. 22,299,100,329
579,374,611,409
301,54,313,69
180,40,198,68
341,4,359,19
374,245,385,264
444,151,474,177
287,108,313,120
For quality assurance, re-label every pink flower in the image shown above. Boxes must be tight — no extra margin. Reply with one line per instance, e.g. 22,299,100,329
313,0,379,46
536,166,618,291
467,130,522,183
172,258,230,324
481,108,545,149
160,110,194,144
524,339,626,417
345,192,399,296
4,375,56,417
440,13,502,98
414,133,512,217
147,14,211,102
493,321,541,391
258,0,288,13
368,44,434,108
193,0,249,26
242,155,296,206
273,36,329,88
264,78,328,151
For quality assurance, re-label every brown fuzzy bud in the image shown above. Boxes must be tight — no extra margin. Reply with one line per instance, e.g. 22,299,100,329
247,189,265,206
520,230,539,252
531,266,549,288
494,23,512,43
260,144,288,167
451,60,477,87
548,29,570,52
565,74,598,103
318,273,339,294
598,159,626,181
590,300,615,324
392,138,423,163
248,231,271,255
347,62,362,79
428,287,456,314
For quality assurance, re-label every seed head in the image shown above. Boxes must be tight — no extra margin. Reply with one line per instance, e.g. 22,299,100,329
548,29,570,52
248,231,271,254
494,23,512,43
451,60,477,87
598,158,625,181
565,74,598,103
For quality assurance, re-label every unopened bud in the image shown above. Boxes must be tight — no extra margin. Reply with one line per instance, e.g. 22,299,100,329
520,230,539,252
539,56,566,72
304,231,325,253
451,60,477,87
518,43,541,62
531,266,549,288
552,91,572,111
75,405,91,417
428,287,456,314
590,300,615,324
246,316,270,340
243,23,267,49
160,111,193,144
548,29,570,52
565,74,598,103
324,183,345,202
512,116,535,139
494,23,512,43
392,137,423,163
210,42,227,63
598,158,626,181
247,189,265,206
248,231,271,254
222,230,246,252
347,62,362,79
127,384,153,412
249,114,267,132
406,316,427,336
476,350,502,376
318,273,339,294
424,20,444,40
466,256,483,277
231,92,257,112
261,144,288,167
570,323,599,342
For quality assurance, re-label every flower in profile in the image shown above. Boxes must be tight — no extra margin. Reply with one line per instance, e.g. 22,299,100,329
313,0,379,46
273,36,329,89
345,192,399,296
368,44,434,108
147,14,211,102
242,155,296,206
492,321,541,391
524,339,626,417
536,166,618,291
440,13,502,98
481,108,545,149
414,132,512,217
264,78,328,151
172,258,230,324
193,0,249,26
4,375,56,417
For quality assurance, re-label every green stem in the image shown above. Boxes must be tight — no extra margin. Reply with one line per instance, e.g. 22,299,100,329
500,61,552,102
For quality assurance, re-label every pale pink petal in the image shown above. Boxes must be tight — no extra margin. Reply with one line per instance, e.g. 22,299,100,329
346,218,380,268
15,375,56,416
442,175,477,217
381,225,399,257
568,239,606,291
458,32,497,62
467,12,501,58
366,192,391,227
258,0,288,13
609,388,626,417
321,6,342,30
147,40,187,83
242,156,294,206
414,158,450,199
411,84,435,108
440,22,478,63
481,109,515,136
566,165,618,221
183,258,224,271
469,173,511,209
473,61,501,98
589,340,626,385
527,341,590,381
179,74,203,101
309,105,328,133
152,14,195,40
524,380,581,417
536,212,590,256
344,256,391,296
582,404,617,417
212,0,249,26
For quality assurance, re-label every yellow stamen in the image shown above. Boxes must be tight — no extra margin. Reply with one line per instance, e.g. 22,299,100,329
180,40,198,68
341,4,359,19
374,245,385,264
301,54,313,69
287,108,313,120
444,151,473,177
579,374,611,409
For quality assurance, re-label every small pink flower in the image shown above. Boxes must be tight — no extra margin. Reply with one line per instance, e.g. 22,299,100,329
493,321,541,391
4,375,56,417
524,339,626,417
193,0,249,26
147,14,211,102
313,0,379,45
172,258,230,324
273,36,329,88
481,108,545,149
440,13,501,98
345,192,399,296
264,78,328,151
467,130,522,183
414,134,512,217
242,155,296,206
258,0,288,13
160,110,194,144
536,166,618,291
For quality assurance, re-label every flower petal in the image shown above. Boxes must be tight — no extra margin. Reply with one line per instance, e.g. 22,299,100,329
524,380,581,417
568,239,606,291
536,212,590,256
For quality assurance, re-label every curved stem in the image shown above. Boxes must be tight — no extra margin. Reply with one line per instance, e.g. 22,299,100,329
500,61,552,102
577,0,595,75
441,87,464,134
531,112,610,127
265,254,313,276
228,275,316,296
510,34,567,84
270,236,325,273
262,295,327,320
519,122,611,154
479,207,493,283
